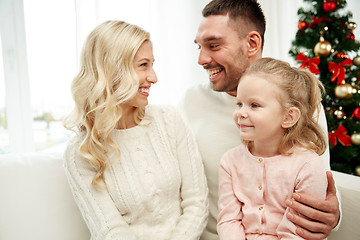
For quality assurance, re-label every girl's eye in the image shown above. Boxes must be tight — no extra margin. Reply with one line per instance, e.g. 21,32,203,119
140,62,147,67
237,103,243,108
251,103,260,108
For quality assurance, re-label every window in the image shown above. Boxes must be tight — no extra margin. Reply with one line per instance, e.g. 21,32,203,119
24,0,76,152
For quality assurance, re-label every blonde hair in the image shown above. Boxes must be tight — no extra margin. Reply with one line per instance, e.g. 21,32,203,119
64,20,150,188
241,57,327,155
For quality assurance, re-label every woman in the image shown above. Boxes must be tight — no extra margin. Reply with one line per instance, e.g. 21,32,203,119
64,20,208,240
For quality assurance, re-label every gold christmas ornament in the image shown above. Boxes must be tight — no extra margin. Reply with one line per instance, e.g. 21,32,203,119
347,21,357,30
314,37,332,57
353,55,360,66
351,132,360,145
335,83,353,98
355,165,360,176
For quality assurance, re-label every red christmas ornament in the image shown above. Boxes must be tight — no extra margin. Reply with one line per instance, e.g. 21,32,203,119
353,107,360,120
329,124,352,147
298,21,307,30
323,0,336,13
347,31,355,40
308,16,332,28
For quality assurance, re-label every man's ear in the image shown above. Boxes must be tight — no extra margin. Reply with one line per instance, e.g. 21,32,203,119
281,107,301,129
247,31,262,57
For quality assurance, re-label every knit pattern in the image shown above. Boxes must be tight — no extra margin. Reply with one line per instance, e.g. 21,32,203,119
64,105,209,240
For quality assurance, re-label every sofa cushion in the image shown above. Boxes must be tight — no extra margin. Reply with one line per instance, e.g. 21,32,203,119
0,151,90,240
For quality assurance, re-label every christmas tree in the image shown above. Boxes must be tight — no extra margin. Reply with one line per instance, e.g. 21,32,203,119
289,0,360,176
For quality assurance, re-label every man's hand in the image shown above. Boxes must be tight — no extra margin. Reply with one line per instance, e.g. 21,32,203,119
286,171,340,240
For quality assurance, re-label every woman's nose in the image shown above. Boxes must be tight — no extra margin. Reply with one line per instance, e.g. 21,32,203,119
147,69,158,84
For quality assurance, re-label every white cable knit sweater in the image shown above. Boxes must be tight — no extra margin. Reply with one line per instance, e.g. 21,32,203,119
63,105,209,240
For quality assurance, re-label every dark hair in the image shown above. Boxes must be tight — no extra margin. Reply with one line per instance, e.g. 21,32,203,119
202,0,266,49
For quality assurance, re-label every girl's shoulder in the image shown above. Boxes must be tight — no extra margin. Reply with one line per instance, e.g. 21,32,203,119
292,146,320,159
291,146,326,170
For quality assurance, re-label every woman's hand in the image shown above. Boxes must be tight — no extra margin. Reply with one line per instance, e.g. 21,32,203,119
286,171,340,240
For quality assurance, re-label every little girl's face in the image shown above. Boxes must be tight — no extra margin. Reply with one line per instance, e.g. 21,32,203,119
233,73,286,146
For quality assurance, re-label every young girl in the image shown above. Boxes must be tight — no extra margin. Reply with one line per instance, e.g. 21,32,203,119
63,20,208,240
217,57,328,240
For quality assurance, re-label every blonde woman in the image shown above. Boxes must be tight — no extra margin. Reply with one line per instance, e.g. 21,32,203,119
217,58,328,240
64,20,208,240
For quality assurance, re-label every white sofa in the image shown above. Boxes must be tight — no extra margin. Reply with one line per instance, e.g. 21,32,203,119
0,151,359,240
0,151,90,240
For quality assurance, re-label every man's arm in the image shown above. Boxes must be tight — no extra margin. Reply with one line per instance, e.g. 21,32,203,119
286,171,340,240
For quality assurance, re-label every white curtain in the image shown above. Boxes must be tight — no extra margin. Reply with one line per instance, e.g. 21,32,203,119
259,0,303,63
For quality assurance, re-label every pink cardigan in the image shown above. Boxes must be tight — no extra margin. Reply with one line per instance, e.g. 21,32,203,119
217,144,327,240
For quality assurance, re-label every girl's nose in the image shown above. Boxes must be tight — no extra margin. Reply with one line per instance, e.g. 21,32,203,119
240,111,248,118
234,107,247,118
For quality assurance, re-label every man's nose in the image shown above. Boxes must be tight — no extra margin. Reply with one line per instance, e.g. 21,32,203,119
198,49,211,66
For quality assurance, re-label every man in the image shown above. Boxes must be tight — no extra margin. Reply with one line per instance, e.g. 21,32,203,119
179,0,340,240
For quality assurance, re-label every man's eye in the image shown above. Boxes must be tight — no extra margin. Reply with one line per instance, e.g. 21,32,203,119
210,44,219,49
